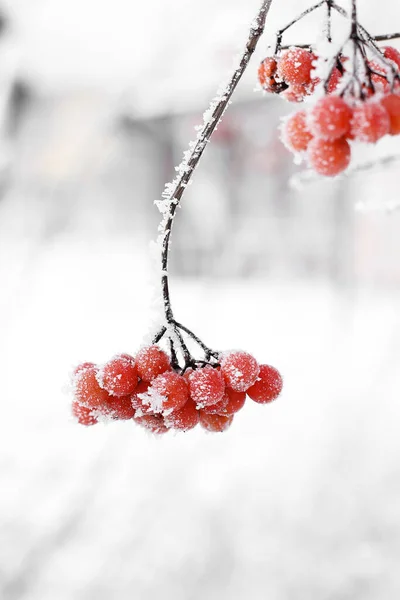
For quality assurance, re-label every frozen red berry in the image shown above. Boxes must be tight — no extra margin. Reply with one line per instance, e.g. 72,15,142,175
165,398,199,431
134,414,168,434
148,371,189,413
202,393,229,415
130,380,151,411
73,362,95,376
73,364,111,409
368,61,390,93
135,345,171,382
383,46,400,70
72,401,98,426
282,84,307,103
219,388,246,416
104,394,136,420
247,364,283,404
308,136,351,176
309,96,352,141
188,365,225,407
282,110,313,152
258,57,277,89
277,48,315,85
380,94,400,135
350,102,390,143
98,354,138,397
199,411,234,433
220,351,259,392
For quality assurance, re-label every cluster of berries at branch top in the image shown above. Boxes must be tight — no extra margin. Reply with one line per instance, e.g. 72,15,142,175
71,346,283,434
258,46,400,177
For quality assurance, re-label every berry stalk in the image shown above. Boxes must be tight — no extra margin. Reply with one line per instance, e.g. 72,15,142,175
153,0,274,365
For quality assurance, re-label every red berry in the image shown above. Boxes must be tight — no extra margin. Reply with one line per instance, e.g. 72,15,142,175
98,354,138,397
350,102,390,143
165,399,199,431
148,371,189,413
282,110,313,152
73,364,111,408
73,362,95,376
281,83,307,103
308,136,351,176
220,351,259,392
130,380,151,411
247,364,283,404
135,345,171,382
383,46,400,70
199,411,234,433
134,414,168,435
368,61,390,93
104,394,136,420
202,393,229,415
219,388,246,416
380,94,400,135
188,365,225,407
309,96,352,141
277,48,315,85
72,401,98,426
258,57,277,89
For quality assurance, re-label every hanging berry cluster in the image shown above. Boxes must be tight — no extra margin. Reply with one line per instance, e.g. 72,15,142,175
71,348,282,434
258,0,400,176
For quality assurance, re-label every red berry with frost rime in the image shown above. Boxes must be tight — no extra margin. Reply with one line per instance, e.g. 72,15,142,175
218,388,246,416
247,364,283,404
258,57,277,88
104,394,136,420
309,96,352,141
368,61,390,93
149,371,189,413
202,393,229,415
98,354,138,397
73,364,111,408
220,351,259,392
188,365,225,407
130,380,152,411
282,110,313,152
73,362,95,376
135,345,171,382
72,401,98,426
165,398,199,431
383,46,400,70
199,411,234,433
282,84,307,103
350,102,390,143
277,48,315,85
380,94,400,135
135,413,168,434
308,137,350,177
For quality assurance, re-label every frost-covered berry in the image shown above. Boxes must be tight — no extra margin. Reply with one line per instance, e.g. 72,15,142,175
104,394,136,420
219,388,246,416
277,48,315,85
258,57,278,89
72,400,98,426
165,398,199,431
135,413,168,435
309,96,352,141
383,46,400,70
130,380,151,411
188,365,225,407
368,61,390,93
73,362,95,376
282,110,313,152
220,351,259,392
148,371,189,413
135,345,171,382
247,365,283,404
199,411,234,433
350,102,390,143
282,83,307,103
98,354,138,397
307,136,351,176
380,94,400,135
73,364,111,408
201,393,229,415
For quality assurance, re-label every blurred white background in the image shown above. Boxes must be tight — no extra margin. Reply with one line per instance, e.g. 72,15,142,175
0,1,400,598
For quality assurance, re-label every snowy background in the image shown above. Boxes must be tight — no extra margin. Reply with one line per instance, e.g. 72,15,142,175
0,0,400,599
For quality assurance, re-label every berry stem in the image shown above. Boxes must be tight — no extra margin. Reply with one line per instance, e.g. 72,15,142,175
153,0,274,367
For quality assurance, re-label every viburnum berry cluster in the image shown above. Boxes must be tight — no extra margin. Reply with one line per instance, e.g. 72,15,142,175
71,348,283,434
258,0,400,176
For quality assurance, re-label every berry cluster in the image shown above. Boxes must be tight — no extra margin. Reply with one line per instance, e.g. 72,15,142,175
259,45,400,176
71,347,283,434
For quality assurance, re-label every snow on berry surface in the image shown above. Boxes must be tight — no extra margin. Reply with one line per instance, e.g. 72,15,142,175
1,231,400,600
